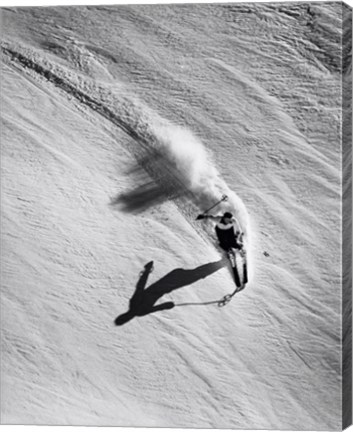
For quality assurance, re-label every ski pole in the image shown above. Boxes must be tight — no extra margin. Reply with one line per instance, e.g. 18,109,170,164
202,194,228,215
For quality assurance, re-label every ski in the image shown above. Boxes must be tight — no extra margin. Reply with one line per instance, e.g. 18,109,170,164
232,265,242,288
243,261,248,285
227,250,242,288
227,249,248,288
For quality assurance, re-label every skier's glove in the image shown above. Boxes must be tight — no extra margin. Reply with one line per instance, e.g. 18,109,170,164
196,214,207,220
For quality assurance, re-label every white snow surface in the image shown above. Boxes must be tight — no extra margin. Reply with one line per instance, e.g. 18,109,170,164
0,2,349,430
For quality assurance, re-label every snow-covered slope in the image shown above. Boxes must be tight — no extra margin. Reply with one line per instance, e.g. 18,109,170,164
1,2,349,429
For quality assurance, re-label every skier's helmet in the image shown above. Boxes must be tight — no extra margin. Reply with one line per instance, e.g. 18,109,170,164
223,212,233,219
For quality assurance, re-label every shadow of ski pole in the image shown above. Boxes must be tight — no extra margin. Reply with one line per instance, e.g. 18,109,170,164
175,285,246,308
175,300,221,307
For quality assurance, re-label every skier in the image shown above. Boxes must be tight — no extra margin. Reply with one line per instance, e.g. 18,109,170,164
197,211,244,255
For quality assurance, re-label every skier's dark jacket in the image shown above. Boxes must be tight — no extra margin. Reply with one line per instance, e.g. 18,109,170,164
215,219,241,251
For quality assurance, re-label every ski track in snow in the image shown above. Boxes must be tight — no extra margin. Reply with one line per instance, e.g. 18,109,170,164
1,2,350,430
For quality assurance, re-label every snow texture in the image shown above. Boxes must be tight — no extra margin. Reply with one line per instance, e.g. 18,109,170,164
0,2,351,430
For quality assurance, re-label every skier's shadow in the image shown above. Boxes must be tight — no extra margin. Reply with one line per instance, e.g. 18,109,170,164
114,259,225,326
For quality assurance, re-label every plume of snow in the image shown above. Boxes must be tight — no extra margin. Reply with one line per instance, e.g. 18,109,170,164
151,123,251,239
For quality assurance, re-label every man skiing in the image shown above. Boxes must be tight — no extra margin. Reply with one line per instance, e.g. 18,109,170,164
197,210,248,289
197,211,244,254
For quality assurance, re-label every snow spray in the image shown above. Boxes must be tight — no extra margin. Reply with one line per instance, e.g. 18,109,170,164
150,123,250,236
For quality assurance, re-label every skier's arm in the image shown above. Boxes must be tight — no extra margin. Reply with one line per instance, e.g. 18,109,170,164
196,214,222,221
205,214,222,221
